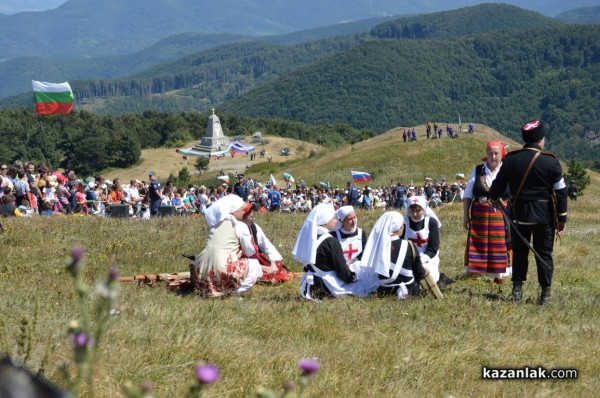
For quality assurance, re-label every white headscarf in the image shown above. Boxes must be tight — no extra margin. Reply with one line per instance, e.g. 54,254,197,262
361,211,404,276
292,203,336,265
205,194,245,228
406,195,442,228
335,205,356,232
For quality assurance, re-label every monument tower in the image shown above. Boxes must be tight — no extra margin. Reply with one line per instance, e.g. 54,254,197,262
191,108,230,153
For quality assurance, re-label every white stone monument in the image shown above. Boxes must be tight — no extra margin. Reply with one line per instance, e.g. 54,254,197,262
191,108,230,153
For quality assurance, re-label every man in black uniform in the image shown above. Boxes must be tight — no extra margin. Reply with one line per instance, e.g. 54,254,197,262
489,120,567,304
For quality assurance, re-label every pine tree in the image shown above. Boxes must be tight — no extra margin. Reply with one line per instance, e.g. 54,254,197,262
178,167,191,186
194,156,210,174
565,160,590,196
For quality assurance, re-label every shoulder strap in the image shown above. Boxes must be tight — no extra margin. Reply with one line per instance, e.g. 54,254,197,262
514,151,541,201
316,233,331,247
381,240,410,284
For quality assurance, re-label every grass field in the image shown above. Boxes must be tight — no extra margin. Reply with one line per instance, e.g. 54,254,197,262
103,136,322,183
1,127,599,397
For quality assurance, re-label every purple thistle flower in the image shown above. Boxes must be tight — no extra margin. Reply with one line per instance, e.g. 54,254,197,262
141,381,153,394
74,333,88,347
298,358,320,375
71,246,85,262
195,363,219,385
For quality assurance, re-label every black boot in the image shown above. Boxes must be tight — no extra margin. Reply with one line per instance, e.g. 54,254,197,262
539,286,551,305
512,283,522,302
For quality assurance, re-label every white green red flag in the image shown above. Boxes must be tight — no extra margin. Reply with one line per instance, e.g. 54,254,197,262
32,80,74,115
283,172,295,183
269,173,277,187
217,175,230,184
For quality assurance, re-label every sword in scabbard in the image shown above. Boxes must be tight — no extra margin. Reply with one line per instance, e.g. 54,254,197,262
489,199,552,271
116,272,191,284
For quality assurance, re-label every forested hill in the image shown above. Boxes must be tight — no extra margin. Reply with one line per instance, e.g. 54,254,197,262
2,4,600,164
0,16,396,99
221,24,600,162
0,109,374,176
0,0,591,60
0,4,564,110
370,3,563,39
556,5,600,24
0,33,251,99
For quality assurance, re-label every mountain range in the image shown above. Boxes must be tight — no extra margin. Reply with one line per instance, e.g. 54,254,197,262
2,2,600,165
1,0,600,61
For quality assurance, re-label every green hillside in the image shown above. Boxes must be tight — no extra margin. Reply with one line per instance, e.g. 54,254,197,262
0,108,374,176
2,4,599,165
0,4,561,107
370,3,563,39
0,0,482,60
217,123,523,190
0,33,251,98
221,24,600,162
0,16,398,99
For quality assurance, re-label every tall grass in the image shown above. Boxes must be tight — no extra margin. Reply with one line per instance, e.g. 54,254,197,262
1,130,599,397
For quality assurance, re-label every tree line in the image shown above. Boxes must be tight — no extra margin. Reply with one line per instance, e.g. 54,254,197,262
0,109,374,176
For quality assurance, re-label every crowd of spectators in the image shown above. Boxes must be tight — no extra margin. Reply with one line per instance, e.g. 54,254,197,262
0,160,466,219
229,175,466,213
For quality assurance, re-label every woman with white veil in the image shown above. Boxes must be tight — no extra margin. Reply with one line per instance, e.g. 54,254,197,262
361,211,426,298
293,203,367,299
404,196,443,283
191,195,263,297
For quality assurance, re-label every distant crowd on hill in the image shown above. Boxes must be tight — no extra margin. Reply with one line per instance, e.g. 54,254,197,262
402,122,474,142
0,158,467,219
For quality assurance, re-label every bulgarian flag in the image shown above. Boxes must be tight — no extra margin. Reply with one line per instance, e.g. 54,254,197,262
319,182,330,189
351,170,371,183
217,175,230,184
32,80,74,115
269,173,277,187
283,172,295,183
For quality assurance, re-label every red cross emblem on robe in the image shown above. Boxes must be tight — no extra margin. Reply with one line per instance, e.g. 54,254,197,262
408,232,428,248
343,243,359,261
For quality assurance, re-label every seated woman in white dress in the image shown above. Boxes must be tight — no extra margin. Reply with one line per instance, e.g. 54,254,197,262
330,206,367,275
191,195,263,297
404,196,442,283
293,203,366,299
236,202,296,283
361,211,426,298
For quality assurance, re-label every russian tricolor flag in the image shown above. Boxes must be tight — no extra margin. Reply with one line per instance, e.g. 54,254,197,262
351,170,371,183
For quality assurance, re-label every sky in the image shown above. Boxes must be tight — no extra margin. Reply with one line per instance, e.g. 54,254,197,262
0,0,67,15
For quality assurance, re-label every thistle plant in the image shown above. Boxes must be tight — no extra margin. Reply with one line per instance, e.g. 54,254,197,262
187,362,220,397
60,246,120,397
255,358,321,398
